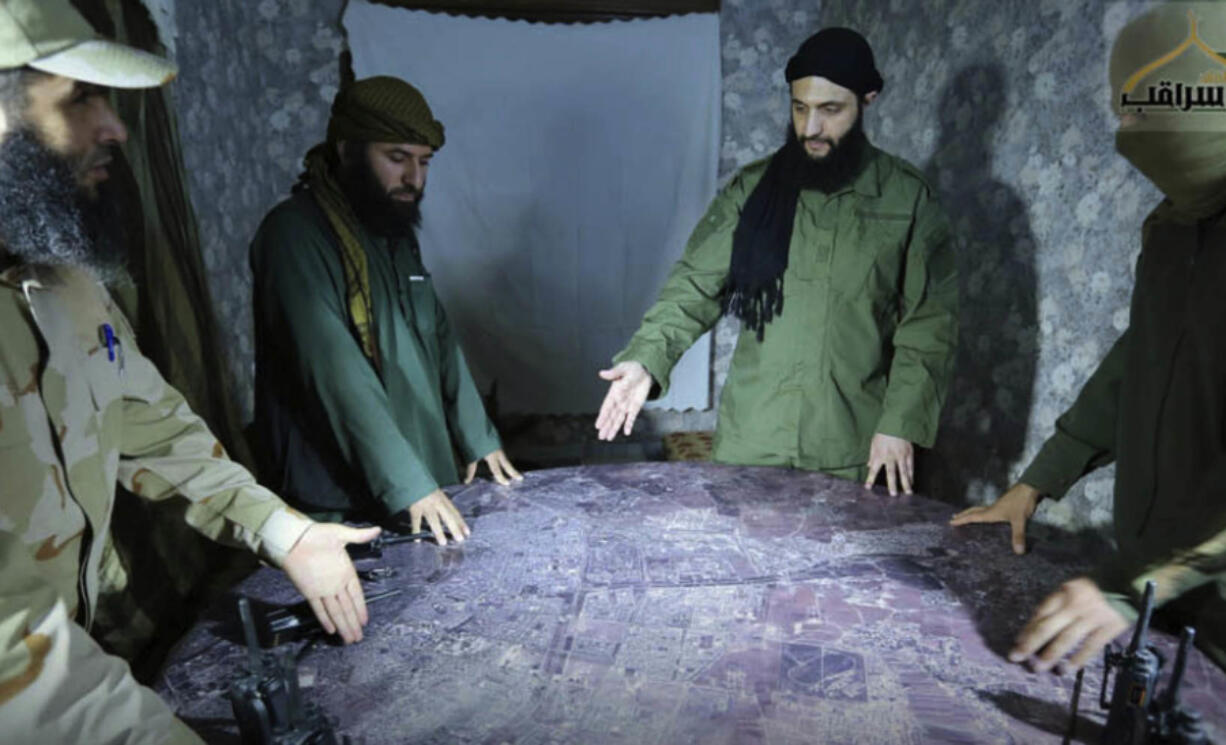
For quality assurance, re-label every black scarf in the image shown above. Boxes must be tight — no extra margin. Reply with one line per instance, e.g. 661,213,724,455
721,119,869,340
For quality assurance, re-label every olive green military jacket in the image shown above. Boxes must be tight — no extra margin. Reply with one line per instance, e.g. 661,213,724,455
615,146,958,474
1020,202,1226,668
0,264,313,744
250,193,501,518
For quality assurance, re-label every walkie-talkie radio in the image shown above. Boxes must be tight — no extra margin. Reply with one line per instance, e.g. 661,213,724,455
1151,627,1209,745
228,596,349,745
1071,580,1213,745
1100,580,1162,744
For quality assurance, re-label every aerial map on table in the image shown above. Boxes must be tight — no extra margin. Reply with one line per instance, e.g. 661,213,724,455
156,462,1226,744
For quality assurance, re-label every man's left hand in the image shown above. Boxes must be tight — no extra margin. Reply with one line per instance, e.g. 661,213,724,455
465,448,524,486
281,523,382,644
865,433,914,496
1010,577,1130,673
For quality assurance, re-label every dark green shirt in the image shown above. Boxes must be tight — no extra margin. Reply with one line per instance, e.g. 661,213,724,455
1021,202,1226,667
615,146,958,474
250,193,500,516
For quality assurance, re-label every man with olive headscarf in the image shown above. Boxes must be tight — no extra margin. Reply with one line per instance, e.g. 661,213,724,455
597,28,958,496
250,76,521,546
952,5,1226,673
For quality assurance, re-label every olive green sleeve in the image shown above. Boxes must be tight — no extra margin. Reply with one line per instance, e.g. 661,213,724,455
435,294,501,463
875,187,959,448
1133,523,1226,605
251,207,441,512
1095,519,1226,630
612,172,752,396
1018,328,1129,499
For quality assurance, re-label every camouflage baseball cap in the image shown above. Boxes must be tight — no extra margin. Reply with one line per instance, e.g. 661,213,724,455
0,0,177,88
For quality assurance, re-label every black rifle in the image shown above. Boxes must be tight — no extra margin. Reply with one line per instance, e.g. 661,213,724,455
1100,580,1162,745
346,531,436,560
261,588,402,647
228,596,348,745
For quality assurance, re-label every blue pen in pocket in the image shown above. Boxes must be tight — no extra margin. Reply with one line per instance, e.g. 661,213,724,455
99,323,125,373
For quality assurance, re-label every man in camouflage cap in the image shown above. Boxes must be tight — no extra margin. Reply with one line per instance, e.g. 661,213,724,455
0,1,381,742
250,76,521,544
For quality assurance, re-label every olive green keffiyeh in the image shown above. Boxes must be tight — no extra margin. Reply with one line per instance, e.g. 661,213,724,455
296,76,445,373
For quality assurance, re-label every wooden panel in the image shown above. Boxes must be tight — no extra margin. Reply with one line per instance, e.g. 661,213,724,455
367,0,719,22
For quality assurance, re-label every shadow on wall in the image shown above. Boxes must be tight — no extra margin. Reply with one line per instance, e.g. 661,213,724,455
921,63,1039,505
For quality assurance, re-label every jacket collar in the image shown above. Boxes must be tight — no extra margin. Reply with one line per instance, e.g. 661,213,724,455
802,143,884,201
843,144,883,199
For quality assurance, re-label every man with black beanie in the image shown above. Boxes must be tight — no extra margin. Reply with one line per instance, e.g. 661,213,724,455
597,28,958,495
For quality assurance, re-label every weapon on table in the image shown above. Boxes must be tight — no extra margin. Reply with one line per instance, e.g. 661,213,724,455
1100,580,1162,745
1062,667,1086,745
1063,583,1215,744
1152,627,1209,745
261,588,402,647
228,596,349,745
346,530,437,559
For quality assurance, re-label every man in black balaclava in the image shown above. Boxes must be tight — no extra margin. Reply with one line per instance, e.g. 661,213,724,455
597,28,958,495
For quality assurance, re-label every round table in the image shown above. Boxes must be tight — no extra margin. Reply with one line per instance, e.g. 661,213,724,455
156,463,1226,744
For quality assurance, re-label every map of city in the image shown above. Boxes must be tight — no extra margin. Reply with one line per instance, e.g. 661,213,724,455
156,463,1226,744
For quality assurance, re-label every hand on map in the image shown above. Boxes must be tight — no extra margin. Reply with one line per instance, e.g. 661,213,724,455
1009,577,1130,673
595,361,653,440
864,433,914,496
282,522,382,644
949,483,1042,555
465,448,524,486
410,489,471,546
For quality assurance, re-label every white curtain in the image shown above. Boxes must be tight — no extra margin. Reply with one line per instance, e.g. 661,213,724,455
343,1,720,413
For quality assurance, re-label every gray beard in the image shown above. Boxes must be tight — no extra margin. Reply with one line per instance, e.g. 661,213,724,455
0,128,128,284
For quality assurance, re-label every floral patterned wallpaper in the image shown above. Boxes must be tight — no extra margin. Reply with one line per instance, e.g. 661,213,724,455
172,0,1158,533
172,0,346,416
815,0,1157,530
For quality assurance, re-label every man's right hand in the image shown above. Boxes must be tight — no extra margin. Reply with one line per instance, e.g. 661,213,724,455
949,482,1042,555
595,361,653,441
281,523,381,644
409,489,470,546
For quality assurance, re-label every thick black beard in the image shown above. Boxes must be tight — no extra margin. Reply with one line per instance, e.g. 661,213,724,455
0,128,128,283
785,113,869,194
80,174,130,275
338,150,422,240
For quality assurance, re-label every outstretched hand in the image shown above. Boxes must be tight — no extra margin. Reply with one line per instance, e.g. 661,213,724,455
595,361,653,441
950,482,1042,555
281,523,381,644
